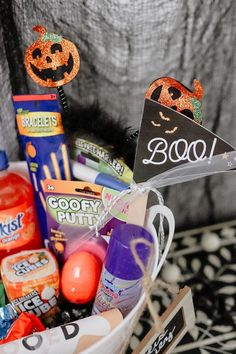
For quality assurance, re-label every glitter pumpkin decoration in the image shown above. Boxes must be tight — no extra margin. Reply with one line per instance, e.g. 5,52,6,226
145,77,203,124
24,25,80,88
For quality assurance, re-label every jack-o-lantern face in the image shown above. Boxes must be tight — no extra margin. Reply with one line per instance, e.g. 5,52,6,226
24,25,80,87
146,77,203,123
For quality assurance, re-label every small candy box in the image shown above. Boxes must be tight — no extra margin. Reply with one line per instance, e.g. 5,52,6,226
1,249,59,320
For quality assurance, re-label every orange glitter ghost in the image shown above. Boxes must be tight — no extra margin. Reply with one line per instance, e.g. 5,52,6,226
146,77,204,123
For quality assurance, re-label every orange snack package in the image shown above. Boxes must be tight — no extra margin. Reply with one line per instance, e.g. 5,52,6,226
1,249,59,320
0,312,45,345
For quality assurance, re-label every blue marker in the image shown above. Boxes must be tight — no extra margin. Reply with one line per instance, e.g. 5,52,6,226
71,161,129,191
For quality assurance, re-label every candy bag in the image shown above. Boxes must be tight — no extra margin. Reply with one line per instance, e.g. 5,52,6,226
0,312,45,345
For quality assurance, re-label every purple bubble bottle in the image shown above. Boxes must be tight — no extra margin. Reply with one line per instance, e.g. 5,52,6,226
92,223,153,317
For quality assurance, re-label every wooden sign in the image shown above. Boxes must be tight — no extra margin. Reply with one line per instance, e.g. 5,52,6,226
132,286,195,354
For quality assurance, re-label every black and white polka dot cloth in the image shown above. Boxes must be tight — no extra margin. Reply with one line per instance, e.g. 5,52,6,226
127,221,236,354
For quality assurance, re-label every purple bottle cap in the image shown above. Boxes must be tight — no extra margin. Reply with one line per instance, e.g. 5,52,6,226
105,223,154,280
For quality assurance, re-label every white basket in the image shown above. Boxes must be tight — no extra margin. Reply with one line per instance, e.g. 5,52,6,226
8,162,174,354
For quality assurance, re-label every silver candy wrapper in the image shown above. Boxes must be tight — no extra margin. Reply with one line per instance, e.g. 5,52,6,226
0,304,18,340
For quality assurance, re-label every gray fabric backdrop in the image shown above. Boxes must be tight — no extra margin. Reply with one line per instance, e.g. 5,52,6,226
0,0,235,229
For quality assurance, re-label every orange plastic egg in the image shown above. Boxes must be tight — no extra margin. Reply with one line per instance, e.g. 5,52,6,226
61,251,101,304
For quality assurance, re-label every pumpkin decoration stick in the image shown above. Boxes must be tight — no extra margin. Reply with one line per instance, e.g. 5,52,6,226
24,25,80,111
127,78,204,238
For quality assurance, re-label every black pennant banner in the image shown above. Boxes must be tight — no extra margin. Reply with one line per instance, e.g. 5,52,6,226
133,99,236,186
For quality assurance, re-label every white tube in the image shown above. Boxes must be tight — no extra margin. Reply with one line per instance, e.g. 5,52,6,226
0,309,123,354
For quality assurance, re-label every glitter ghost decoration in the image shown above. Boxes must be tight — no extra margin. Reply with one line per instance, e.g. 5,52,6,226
145,77,204,124
24,25,80,88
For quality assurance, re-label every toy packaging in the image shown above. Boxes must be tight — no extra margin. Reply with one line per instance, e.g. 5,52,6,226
12,94,72,239
43,179,128,264
70,137,133,184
